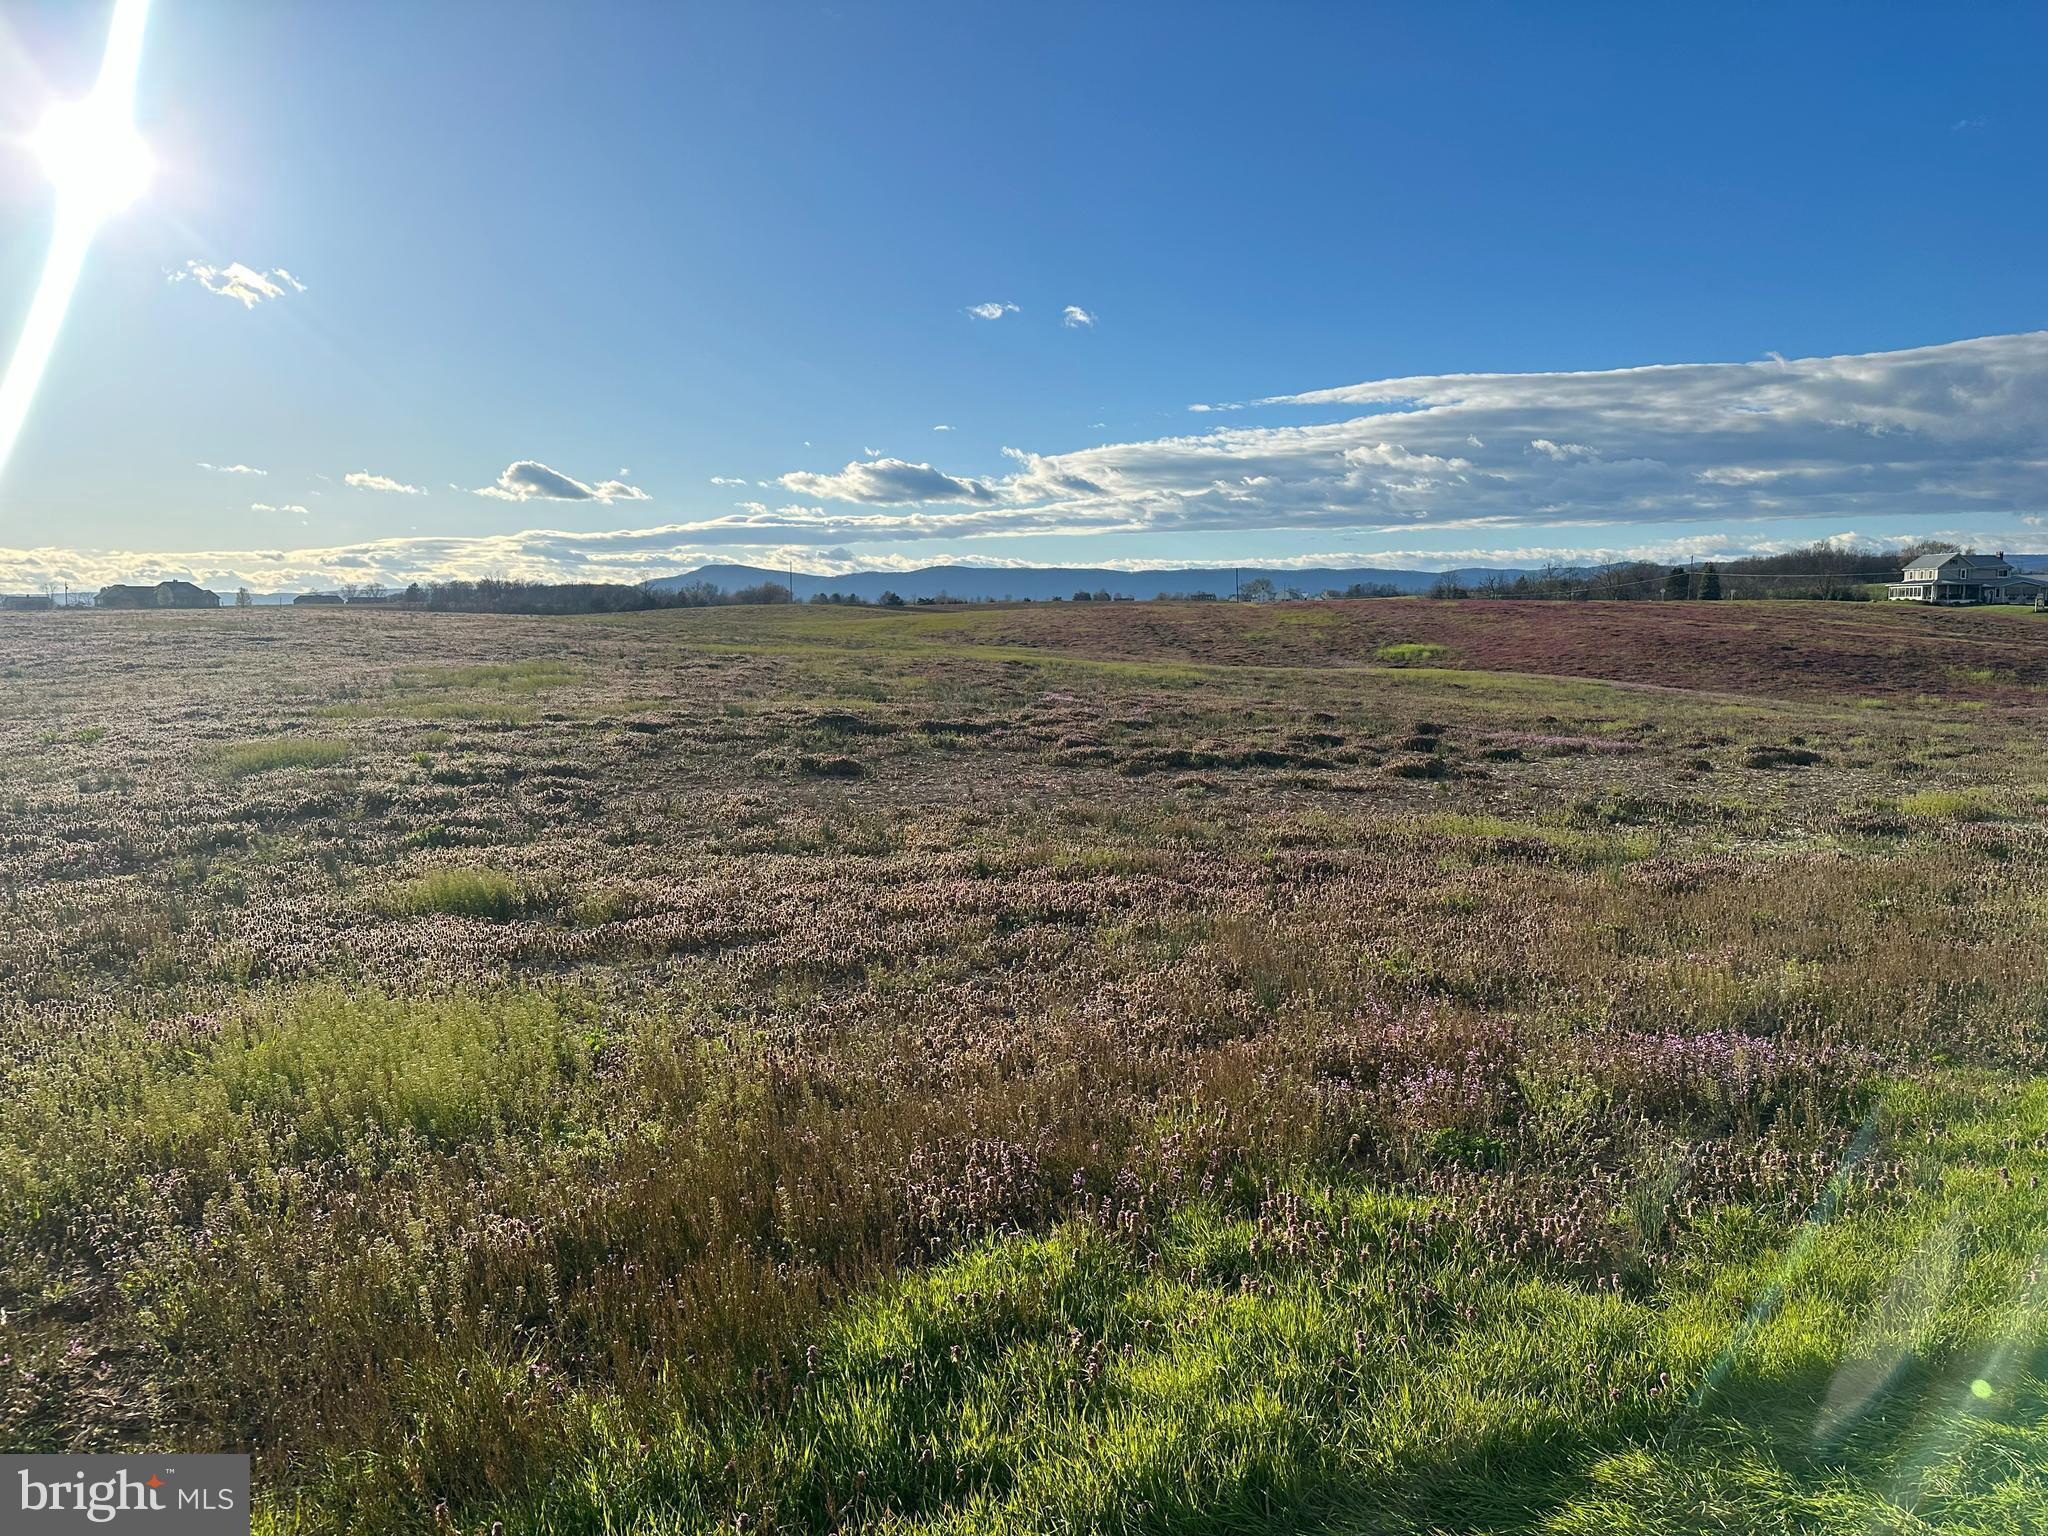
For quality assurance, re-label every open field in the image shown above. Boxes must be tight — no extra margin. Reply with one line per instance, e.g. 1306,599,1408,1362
4,598,2048,1533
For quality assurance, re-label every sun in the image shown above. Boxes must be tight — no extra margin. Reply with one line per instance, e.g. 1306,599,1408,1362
34,92,153,222
28,0,152,226
0,0,153,486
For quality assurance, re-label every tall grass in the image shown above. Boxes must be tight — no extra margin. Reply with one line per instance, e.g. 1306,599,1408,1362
1898,786,2003,821
378,866,528,920
396,660,581,693
206,736,353,777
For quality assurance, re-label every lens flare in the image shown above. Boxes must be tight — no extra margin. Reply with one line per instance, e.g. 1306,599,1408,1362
0,0,154,487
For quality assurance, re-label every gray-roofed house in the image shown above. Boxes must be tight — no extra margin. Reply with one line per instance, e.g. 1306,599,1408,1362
1887,551,2046,606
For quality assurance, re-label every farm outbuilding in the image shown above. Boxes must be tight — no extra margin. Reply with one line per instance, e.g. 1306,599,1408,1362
96,580,223,609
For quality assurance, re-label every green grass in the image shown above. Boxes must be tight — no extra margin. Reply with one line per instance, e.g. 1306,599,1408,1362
377,866,529,920
205,736,354,778
2,987,599,1181
1898,787,2003,822
1374,642,1452,667
273,1075,2048,1535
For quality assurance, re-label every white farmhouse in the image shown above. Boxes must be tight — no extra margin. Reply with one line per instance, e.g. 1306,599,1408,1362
1887,551,2046,606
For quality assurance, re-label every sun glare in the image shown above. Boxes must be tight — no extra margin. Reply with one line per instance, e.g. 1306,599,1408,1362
34,94,154,221
0,0,153,487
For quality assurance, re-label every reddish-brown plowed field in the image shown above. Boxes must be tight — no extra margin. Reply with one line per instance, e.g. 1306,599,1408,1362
969,598,2048,701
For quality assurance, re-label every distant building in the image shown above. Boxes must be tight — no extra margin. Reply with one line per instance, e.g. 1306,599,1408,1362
96,580,222,609
292,592,346,605
1887,551,2047,606
0,594,52,611
154,580,221,608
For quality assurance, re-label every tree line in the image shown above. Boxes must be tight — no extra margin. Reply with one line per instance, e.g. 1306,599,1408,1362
1423,541,1962,602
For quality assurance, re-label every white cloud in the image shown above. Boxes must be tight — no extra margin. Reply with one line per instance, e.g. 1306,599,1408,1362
169,262,307,309
20,331,2048,588
1695,465,1792,485
997,446,1108,502
0,520,1047,590
198,462,267,476
251,502,309,517
754,331,2048,545
966,301,1019,321
472,460,650,503
1342,442,1473,474
1062,306,1097,328
932,424,955,432
780,458,998,505
709,476,747,486
345,471,425,495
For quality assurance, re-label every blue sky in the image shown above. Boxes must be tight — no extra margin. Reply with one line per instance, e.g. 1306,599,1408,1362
0,0,2044,587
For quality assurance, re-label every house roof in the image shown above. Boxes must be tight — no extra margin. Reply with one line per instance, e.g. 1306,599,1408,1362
1903,550,2011,577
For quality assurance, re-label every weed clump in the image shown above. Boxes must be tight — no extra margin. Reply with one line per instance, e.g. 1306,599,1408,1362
379,867,527,920
810,711,894,736
1387,755,1450,779
1376,642,1451,666
1744,745,1823,769
798,754,867,778
206,737,354,778
1898,787,2001,821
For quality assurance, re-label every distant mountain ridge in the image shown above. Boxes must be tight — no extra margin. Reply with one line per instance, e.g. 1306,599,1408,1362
642,563,1545,603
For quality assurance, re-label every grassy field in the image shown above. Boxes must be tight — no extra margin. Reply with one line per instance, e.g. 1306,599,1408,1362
3,597,2048,1532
